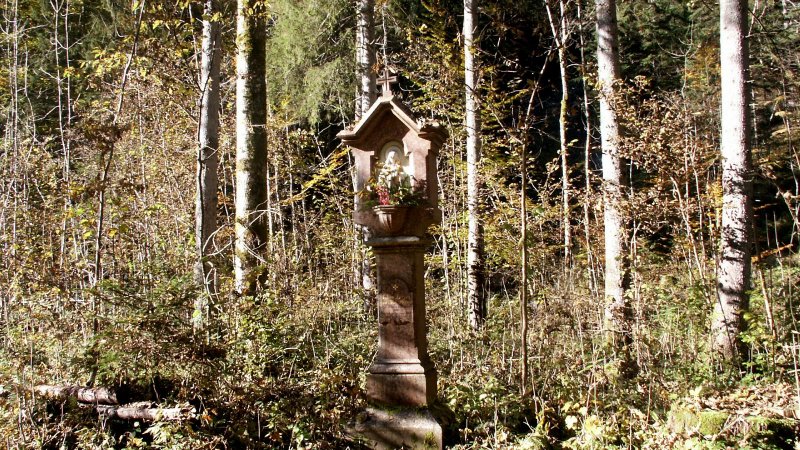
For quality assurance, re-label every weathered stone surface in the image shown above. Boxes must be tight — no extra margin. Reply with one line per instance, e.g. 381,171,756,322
351,407,442,450
367,372,437,407
365,237,436,407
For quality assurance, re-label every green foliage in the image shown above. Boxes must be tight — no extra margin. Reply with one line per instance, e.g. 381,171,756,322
266,0,354,125
617,0,717,91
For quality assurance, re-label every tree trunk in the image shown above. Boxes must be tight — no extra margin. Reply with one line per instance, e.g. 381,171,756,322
194,0,221,330
520,143,529,396
34,385,122,405
713,0,753,364
90,1,144,354
355,0,376,121
96,404,191,421
464,0,486,330
354,0,376,303
546,0,572,270
577,0,597,296
234,0,269,295
596,0,635,374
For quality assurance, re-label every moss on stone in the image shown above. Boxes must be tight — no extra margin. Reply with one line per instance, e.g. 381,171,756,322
669,403,799,448
697,411,730,435
668,405,729,435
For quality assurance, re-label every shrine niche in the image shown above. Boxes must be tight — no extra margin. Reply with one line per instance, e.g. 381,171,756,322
339,83,446,238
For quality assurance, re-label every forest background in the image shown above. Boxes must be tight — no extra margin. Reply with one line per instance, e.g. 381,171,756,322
0,0,799,448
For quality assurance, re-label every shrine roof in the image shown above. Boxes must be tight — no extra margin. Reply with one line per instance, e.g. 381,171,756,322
337,95,447,144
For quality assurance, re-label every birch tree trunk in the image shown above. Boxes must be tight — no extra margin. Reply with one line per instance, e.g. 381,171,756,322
194,0,221,329
596,0,634,373
354,0,376,302
464,0,486,330
520,143,529,395
355,0,376,121
713,0,753,363
559,1,571,271
578,0,597,295
234,0,269,295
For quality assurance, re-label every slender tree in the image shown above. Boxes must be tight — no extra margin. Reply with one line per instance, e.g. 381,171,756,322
354,0,376,300
464,0,486,330
596,0,634,373
355,0,376,121
520,136,529,396
194,0,222,329
545,0,572,270
712,0,753,363
577,0,597,295
234,0,269,295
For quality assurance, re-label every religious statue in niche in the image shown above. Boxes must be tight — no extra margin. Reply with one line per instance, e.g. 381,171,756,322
376,142,411,190
361,141,424,213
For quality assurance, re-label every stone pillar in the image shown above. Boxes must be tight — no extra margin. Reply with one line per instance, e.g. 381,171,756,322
366,237,437,407
351,236,442,449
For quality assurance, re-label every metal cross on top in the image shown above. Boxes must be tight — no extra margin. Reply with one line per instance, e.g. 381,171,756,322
377,67,398,97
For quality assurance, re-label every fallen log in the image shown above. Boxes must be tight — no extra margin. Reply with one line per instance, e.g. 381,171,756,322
34,385,119,405
34,385,192,422
96,403,193,421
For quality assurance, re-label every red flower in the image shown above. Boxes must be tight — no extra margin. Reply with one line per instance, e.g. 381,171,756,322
376,186,391,205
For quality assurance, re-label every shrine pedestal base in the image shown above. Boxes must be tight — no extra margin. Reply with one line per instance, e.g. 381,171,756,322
349,236,442,449
366,365,437,407
351,407,442,450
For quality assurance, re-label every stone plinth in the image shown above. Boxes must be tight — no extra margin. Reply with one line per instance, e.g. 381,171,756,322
366,237,436,407
351,407,442,450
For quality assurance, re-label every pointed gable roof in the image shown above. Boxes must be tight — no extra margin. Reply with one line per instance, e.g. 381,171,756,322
337,95,447,147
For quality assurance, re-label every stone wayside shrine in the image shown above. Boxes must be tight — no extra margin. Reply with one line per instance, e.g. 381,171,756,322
338,74,447,449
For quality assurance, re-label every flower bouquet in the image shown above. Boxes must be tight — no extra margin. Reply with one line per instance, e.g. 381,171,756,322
359,157,427,234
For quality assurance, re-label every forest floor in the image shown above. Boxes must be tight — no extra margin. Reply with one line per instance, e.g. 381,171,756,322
1,256,799,449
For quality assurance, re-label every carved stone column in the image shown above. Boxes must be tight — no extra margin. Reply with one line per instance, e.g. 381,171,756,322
366,237,437,407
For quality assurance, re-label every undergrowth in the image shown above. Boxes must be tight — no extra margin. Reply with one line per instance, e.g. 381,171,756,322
1,252,798,448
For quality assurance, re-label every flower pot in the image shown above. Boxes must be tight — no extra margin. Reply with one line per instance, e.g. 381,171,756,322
373,205,410,235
